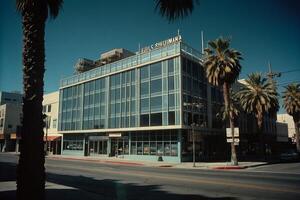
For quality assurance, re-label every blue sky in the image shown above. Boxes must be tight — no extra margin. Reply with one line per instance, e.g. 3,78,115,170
0,0,300,112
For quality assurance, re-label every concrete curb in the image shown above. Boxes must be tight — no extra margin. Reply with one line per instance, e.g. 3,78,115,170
211,166,248,170
47,156,145,166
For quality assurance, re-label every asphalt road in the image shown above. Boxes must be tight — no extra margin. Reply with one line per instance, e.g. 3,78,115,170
1,153,300,200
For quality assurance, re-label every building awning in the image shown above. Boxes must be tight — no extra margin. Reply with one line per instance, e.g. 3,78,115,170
44,136,61,141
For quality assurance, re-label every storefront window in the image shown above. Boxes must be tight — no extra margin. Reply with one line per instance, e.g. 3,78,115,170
157,142,164,155
150,142,157,155
137,142,143,155
143,142,150,155
164,142,171,156
129,131,178,156
171,142,178,156
131,141,137,154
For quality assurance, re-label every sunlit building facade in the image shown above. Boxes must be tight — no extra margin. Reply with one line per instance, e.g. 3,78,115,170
58,36,225,162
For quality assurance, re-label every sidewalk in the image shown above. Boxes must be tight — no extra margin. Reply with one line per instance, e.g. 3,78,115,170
47,154,268,170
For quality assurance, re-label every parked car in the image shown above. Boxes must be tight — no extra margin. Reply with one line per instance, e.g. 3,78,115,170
279,149,299,162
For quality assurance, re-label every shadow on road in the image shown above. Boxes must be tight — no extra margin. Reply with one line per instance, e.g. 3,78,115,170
0,161,237,200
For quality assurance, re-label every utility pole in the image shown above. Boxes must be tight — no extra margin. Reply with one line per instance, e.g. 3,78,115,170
201,31,204,54
192,102,196,167
266,61,281,80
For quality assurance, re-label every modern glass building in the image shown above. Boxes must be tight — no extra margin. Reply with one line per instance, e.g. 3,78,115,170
58,36,225,162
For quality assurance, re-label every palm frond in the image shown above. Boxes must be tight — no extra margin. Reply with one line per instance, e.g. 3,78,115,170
155,0,196,22
203,37,242,86
235,72,279,129
282,83,300,119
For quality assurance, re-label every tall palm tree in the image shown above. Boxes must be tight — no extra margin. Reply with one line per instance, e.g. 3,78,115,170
16,0,63,199
282,83,300,152
155,0,196,21
203,37,242,165
236,73,279,157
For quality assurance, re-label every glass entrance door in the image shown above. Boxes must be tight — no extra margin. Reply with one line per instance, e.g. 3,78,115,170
89,140,108,156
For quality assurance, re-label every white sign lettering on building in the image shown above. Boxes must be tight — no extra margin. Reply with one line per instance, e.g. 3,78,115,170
141,35,182,53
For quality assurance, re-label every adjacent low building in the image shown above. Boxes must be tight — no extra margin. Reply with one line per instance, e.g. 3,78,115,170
277,114,297,142
0,91,23,152
43,91,62,155
58,35,226,162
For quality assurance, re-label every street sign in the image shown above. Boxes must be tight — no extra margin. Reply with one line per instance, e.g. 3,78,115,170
226,138,240,143
226,127,239,137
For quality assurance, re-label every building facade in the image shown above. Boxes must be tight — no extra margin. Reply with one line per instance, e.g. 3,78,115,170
58,36,225,162
0,103,22,152
277,114,297,142
43,91,62,154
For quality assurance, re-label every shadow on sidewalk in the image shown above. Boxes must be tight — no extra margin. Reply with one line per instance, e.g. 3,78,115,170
0,161,237,200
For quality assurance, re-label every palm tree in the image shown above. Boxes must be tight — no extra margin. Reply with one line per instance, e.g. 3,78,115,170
203,37,242,165
16,0,63,199
236,73,279,157
282,83,300,152
155,0,196,21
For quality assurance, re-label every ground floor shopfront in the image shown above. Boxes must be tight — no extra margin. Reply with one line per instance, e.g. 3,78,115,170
61,129,226,163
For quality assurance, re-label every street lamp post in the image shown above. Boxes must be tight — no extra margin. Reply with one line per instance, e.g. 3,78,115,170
192,122,196,167
184,100,202,168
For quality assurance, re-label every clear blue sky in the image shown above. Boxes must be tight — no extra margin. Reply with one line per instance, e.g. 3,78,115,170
0,0,299,112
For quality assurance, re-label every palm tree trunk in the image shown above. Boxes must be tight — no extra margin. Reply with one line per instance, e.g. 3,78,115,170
294,118,300,153
17,5,46,200
257,114,266,160
223,82,238,165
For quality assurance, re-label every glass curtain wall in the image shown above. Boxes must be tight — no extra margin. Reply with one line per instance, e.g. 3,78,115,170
59,57,181,131
109,69,136,128
139,57,180,127
82,78,107,129
182,56,208,127
59,77,106,131
59,84,83,131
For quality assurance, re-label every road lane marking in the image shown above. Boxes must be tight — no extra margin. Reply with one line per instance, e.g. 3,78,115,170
46,163,300,195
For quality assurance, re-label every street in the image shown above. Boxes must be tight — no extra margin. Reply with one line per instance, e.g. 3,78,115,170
0,153,300,200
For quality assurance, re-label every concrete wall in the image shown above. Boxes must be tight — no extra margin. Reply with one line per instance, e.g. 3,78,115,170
43,91,60,136
0,104,22,135
277,114,296,140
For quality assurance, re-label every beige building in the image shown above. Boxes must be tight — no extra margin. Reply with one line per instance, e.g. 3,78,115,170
43,91,62,154
277,114,296,141
0,103,22,152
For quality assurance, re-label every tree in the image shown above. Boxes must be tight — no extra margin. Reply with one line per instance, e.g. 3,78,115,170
203,37,242,165
282,83,300,152
235,73,279,157
16,0,63,199
155,0,196,21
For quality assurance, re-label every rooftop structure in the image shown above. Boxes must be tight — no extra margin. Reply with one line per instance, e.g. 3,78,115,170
74,48,134,74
